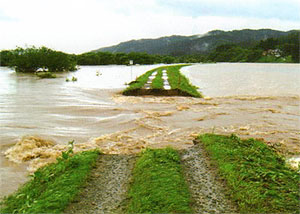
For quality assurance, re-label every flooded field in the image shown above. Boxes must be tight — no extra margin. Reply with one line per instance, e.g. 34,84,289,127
1,63,299,198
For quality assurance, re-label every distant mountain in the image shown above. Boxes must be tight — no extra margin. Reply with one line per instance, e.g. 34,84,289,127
95,29,295,56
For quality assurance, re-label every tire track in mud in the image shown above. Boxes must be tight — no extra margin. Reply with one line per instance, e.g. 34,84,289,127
65,146,238,214
180,144,238,213
65,154,136,214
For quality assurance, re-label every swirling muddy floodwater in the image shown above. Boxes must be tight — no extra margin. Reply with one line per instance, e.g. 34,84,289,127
1,63,300,198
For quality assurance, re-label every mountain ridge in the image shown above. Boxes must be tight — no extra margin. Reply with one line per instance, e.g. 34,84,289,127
95,29,296,56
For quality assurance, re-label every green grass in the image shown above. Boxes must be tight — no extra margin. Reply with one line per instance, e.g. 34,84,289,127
151,69,164,89
0,149,100,214
258,55,293,63
36,72,57,78
197,134,300,214
166,65,201,97
123,64,202,97
127,148,192,214
123,68,156,95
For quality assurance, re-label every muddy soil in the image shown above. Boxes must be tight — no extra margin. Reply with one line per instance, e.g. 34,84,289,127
64,154,136,214
181,144,238,213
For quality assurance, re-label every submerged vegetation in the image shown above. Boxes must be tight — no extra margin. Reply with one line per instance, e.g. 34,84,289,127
197,134,300,213
36,72,57,79
127,148,191,214
0,146,100,214
123,64,202,97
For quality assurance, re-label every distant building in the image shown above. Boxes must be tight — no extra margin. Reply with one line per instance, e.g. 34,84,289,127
262,49,282,57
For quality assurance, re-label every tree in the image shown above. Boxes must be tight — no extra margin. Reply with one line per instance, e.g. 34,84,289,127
9,46,77,72
0,50,15,66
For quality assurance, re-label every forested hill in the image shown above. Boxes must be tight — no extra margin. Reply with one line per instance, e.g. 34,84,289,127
96,29,295,56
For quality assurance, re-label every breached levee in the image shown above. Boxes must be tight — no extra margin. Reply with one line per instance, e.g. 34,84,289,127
123,64,202,97
4,94,300,174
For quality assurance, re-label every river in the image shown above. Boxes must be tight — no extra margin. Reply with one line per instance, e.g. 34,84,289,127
0,63,299,198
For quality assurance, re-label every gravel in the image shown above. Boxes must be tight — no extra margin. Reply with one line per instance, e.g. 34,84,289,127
64,154,136,214
65,145,238,214
180,144,238,214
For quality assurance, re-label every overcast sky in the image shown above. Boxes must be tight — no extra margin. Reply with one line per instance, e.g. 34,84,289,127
0,0,299,53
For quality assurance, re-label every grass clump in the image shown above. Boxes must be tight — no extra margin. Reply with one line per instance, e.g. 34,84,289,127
151,69,164,89
166,65,201,97
36,71,56,78
197,134,300,213
127,148,192,214
0,145,100,214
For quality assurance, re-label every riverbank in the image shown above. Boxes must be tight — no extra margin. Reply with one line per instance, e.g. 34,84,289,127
0,149,100,213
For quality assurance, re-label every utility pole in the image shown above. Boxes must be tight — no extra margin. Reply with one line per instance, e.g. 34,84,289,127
129,60,133,81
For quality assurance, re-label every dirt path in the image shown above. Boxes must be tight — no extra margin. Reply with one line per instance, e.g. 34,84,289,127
65,146,238,214
181,144,237,213
65,154,136,214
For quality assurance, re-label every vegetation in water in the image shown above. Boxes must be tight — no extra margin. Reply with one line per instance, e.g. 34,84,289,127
71,76,77,82
127,148,192,214
36,72,57,79
0,142,100,214
197,134,300,213
1,46,77,73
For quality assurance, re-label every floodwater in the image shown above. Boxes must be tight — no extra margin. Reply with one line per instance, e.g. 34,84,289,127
1,63,300,198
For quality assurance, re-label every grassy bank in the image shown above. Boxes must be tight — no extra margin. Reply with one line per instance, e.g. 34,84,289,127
123,64,202,97
166,65,201,97
127,148,192,213
0,149,100,213
151,69,164,89
122,68,156,95
197,134,300,213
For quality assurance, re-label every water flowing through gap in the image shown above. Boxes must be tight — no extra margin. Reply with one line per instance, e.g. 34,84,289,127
0,63,299,198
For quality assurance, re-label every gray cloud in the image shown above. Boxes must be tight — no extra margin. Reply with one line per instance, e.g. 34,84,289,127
157,0,300,21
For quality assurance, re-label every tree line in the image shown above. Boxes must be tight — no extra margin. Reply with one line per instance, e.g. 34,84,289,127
207,31,299,63
0,31,298,73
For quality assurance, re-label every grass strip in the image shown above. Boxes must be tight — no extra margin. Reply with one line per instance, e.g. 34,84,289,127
0,149,100,214
123,68,156,95
166,65,201,97
127,148,192,214
197,134,300,214
151,69,164,89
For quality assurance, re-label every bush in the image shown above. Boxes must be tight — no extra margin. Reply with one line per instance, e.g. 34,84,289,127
9,46,77,73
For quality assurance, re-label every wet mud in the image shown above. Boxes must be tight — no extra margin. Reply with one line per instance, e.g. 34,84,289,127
123,88,195,97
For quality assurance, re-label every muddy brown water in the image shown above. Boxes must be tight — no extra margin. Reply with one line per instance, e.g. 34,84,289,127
0,63,299,198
